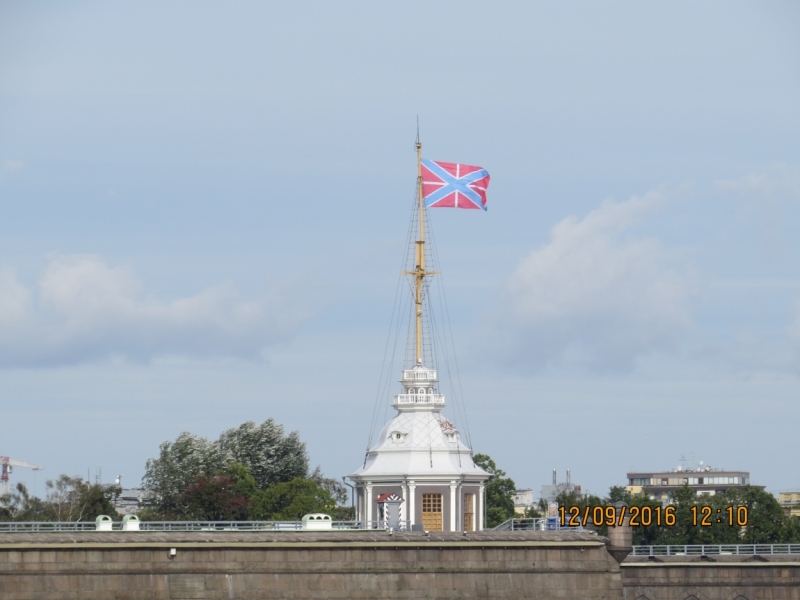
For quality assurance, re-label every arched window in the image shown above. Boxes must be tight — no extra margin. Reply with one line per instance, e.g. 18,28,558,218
684,596,700,600
635,596,650,600
418,388,425,395
734,597,749,600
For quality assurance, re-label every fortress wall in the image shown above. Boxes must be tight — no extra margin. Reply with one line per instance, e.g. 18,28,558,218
2,530,798,600
622,557,800,600
0,531,621,600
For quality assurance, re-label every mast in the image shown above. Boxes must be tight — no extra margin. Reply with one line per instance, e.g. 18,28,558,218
414,134,425,365
403,127,438,366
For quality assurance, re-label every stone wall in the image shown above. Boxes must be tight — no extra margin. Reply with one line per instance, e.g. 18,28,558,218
3,529,798,599
0,530,620,600
622,555,800,600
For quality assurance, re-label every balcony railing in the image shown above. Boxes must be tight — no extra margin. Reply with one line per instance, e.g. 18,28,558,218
394,393,445,405
402,369,437,381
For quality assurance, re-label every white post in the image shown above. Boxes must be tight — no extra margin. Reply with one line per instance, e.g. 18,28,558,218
366,483,373,529
408,480,416,529
449,481,457,531
478,484,485,531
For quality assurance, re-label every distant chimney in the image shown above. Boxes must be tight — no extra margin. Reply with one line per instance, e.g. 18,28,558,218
552,469,557,485
567,469,571,485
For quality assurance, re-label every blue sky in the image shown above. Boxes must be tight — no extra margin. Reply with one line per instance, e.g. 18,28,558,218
1,2,800,499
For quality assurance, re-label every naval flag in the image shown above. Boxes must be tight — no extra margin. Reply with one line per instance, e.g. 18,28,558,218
421,159,490,210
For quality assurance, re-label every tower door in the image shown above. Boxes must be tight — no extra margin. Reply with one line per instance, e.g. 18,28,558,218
421,493,443,532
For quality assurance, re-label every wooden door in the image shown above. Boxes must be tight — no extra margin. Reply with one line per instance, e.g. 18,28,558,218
463,493,475,531
421,493,442,531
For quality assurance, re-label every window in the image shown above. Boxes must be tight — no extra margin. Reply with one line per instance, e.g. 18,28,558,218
464,493,475,531
422,493,443,532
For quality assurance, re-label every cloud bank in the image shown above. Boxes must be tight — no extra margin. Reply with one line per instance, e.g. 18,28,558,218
0,255,311,367
488,191,696,371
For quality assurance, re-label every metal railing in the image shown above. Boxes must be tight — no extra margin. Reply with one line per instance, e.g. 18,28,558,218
0,520,412,533
493,518,585,532
631,544,800,556
394,394,445,405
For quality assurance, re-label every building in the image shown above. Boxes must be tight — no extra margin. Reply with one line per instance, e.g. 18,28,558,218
347,364,490,531
513,489,534,514
627,465,751,502
540,469,582,504
779,491,800,518
111,487,152,515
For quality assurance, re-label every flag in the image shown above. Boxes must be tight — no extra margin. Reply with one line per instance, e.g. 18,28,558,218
421,159,490,210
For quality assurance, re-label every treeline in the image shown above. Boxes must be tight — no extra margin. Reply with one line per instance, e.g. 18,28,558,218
0,475,119,522
0,419,351,523
522,485,800,545
141,419,350,521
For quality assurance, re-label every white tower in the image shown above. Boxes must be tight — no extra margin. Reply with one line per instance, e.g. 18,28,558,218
347,136,490,532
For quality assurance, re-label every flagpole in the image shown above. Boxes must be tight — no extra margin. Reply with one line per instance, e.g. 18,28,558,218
415,131,425,366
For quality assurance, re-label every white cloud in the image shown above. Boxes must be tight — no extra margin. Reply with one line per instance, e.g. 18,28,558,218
1,160,24,173
716,164,800,198
0,254,313,367
488,191,696,371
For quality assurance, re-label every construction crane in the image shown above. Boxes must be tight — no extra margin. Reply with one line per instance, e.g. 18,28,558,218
1,456,43,496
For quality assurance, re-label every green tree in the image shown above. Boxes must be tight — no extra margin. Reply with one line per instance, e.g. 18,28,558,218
181,463,258,520
249,478,335,521
217,420,309,490
310,466,347,505
0,483,50,521
143,419,309,517
142,432,224,517
726,485,786,544
472,453,516,528
45,475,120,522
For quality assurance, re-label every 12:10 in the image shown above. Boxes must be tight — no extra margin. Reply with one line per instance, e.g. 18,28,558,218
690,505,748,526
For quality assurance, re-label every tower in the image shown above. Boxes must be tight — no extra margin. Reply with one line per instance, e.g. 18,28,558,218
346,138,490,531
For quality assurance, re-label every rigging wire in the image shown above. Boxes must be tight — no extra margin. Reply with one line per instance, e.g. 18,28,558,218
364,186,418,460
428,217,475,454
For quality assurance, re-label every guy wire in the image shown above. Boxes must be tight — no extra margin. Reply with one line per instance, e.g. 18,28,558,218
364,185,418,461
428,219,475,453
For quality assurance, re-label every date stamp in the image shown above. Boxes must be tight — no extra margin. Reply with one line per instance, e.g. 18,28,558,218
559,505,749,527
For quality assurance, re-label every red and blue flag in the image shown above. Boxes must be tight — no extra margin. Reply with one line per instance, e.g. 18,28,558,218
421,159,490,211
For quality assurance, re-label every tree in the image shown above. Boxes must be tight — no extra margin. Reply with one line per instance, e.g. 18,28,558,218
726,485,786,544
142,432,224,517
0,483,49,521
472,453,516,528
248,478,335,521
310,466,347,505
181,463,258,521
218,420,309,490
45,475,120,522
143,419,309,517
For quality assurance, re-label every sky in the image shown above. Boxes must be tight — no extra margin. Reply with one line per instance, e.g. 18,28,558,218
1,1,800,501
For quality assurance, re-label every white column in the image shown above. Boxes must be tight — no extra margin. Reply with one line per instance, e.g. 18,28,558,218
402,481,409,529
408,480,416,529
366,483,373,529
477,484,485,531
449,481,457,531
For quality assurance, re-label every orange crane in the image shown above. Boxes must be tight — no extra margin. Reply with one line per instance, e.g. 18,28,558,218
1,456,43,496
